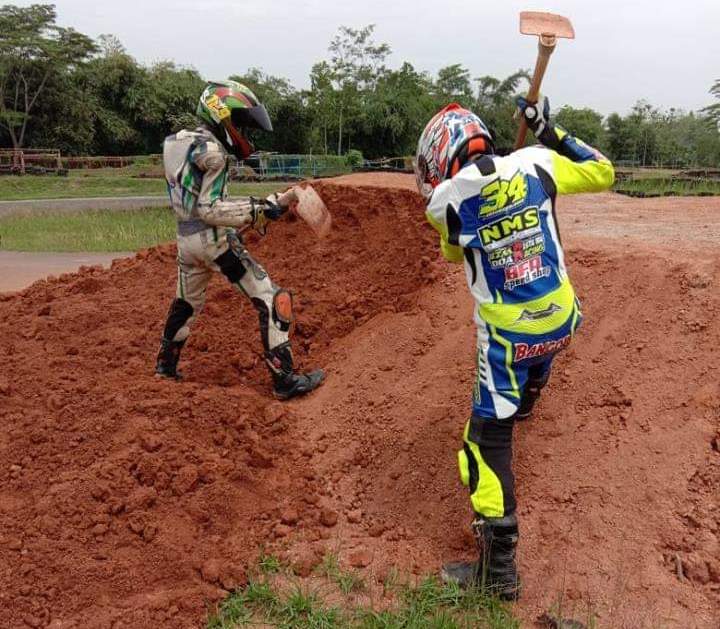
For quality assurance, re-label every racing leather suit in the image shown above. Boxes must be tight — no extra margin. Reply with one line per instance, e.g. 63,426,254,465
159,127,293,369
426,129,614,519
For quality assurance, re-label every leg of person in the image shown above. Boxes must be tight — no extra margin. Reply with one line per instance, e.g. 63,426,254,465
515,355,555,420
156,233,212,379
441,322,523,600
213,231,325,399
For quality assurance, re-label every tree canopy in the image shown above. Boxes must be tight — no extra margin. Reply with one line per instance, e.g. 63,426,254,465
1,4,719,167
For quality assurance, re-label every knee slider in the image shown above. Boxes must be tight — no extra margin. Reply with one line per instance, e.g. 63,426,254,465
272,289,294,332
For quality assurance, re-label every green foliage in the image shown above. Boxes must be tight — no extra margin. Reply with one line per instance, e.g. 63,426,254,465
314,553,366,595
554,106,605,148
207,566,518,629
0,3,97,149
474,70,530,149
345,149,364,168
3,10,720,168
605,99,720,167
231,68,310,154
613,175,720,197
702,78,720,125
258,553,283,575
0,170,279,200
435,64,474,107
0,206,176,252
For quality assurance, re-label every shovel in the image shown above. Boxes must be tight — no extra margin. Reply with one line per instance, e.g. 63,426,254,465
514,11,575,150
276,185,332,239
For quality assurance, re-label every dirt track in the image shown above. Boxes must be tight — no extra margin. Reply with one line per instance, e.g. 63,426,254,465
1,175,719,628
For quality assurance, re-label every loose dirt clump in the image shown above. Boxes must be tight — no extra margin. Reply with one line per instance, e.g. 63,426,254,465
1,176,719,628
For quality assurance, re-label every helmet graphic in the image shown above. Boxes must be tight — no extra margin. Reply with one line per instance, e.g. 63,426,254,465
197,80,273,160
414,103,494,200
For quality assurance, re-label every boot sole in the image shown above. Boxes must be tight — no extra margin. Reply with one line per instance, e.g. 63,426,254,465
155,371,182,381
273,374,325,400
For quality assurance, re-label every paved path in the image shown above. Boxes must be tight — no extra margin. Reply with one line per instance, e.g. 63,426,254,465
0,251,133,293
0,196,167,218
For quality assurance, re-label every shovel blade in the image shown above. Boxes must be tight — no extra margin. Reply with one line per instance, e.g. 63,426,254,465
520,11,575,39
293,185,331,239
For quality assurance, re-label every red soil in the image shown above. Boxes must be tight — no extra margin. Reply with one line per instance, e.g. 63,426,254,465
1,177,718,628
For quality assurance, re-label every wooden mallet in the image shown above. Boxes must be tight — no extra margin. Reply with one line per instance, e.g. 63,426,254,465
514,11,575,150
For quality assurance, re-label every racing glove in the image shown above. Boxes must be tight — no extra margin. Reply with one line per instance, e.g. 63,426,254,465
516,95,562,152
250,195,288,234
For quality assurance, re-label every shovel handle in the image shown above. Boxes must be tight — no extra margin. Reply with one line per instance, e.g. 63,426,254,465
515,35,557,150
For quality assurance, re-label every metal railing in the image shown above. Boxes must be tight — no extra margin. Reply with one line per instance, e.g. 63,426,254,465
234,153,351,180
0,148,63,174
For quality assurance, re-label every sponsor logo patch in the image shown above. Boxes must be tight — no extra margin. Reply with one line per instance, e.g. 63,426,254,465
488,234,545,268
478,207,541,250
503,255,551,290
514,334,571,361
516,303,563,322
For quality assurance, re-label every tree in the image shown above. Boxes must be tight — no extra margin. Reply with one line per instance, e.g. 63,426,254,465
554,106,605,147
327,25,390,154
307,61,335,155
435,64,473,106
0,4,96,149
703,79,720,124
474,70,529,149
355,62,437,158
231,68,310,154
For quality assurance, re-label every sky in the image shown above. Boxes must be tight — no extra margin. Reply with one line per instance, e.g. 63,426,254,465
10,0,720,115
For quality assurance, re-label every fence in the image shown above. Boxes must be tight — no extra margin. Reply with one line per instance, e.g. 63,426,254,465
0,148,64,175
356,157,413,173
234,154,351,180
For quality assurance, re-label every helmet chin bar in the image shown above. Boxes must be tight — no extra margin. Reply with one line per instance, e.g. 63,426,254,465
222,119,254,160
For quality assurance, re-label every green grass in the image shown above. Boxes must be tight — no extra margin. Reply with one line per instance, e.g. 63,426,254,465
0,170,284,201
316,554,367,595
0,206,176,252
613,176,720,197
207,555,518,629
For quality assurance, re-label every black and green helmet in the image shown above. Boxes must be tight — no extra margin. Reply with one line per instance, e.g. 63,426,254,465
197,80,272,159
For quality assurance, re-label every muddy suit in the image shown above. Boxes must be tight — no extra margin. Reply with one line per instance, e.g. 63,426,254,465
156,127,323,398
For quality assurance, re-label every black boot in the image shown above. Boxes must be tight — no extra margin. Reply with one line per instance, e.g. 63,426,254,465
266,343,325,401
155,338,185,380
441,514,521,601
515,370,550,420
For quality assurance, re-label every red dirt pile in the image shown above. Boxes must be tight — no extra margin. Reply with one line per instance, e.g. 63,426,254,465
1,179,719,628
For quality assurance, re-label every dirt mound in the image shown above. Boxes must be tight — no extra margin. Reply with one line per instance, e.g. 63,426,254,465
0,183,437,628
1,179,719,628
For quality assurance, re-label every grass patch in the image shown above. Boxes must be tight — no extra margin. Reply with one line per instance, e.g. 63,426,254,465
316,554,367,595
0,170,286,201
0,206,176,252
613,176,720,197
208,555,518,629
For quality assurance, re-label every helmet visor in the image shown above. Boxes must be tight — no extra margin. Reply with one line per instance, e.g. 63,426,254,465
230,104,273,132
413,155,433,201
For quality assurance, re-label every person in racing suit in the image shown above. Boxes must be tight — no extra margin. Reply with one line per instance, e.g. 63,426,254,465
413,96,614,599
155,80,325,400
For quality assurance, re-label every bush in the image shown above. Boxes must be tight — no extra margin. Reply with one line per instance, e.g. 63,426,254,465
345,149,364,168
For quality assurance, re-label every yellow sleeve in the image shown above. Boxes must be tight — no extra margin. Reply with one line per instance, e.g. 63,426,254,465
425,209,464,263
552,151,615,195
549,128,615,195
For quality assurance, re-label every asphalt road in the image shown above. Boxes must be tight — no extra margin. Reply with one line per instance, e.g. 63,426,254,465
0,251,133,293
0,195,168,218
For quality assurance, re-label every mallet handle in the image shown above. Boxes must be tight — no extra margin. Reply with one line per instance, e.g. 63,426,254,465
515,35,557,150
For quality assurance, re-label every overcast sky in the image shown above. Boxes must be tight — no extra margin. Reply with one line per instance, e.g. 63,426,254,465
12,0,720,115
